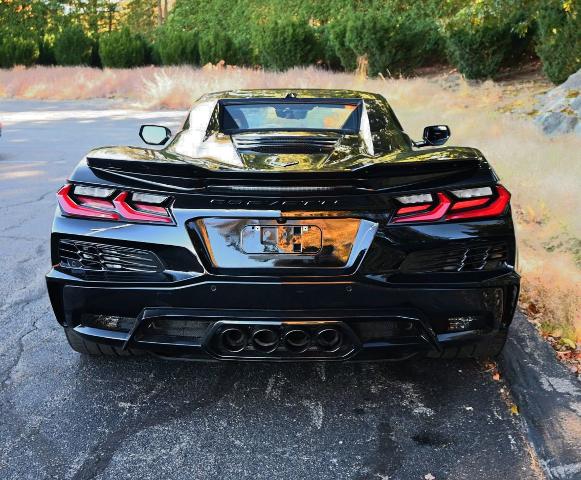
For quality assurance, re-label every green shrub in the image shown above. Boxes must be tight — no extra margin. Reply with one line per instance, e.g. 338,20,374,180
443,3,530,80
0,36,39,68
155,28,199,65
99,28,147,68
444,23,513,79
37,36,56,65
145,41,161,66
255,18,319,70
536,2,581,84
326,9,442,75
198,29,238,65
164,0,256,65
90,39,101,68
325,19,357,71
54,25,92,66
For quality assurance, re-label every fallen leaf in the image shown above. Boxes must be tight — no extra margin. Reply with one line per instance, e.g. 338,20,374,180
561,338,576,350
483,360,496,370
510,404,519,415
492,372,501,381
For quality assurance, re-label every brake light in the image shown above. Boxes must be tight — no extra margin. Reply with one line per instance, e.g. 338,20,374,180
57,185,119,220
75,196,117,210
393,193,452,223
113,191,173,223
392,185,510,223
396,204,433,215
449,197,489,211
447,185,510,220
57,185,174,224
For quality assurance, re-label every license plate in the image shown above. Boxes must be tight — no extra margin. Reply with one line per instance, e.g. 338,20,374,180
241,225,322,254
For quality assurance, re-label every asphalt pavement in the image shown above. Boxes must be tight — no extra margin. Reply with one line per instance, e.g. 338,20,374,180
0,100,542,480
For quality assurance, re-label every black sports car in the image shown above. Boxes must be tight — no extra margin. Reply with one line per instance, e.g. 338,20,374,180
46,89,519,361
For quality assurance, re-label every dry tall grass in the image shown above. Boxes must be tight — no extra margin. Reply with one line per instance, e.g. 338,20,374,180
1,65,579,340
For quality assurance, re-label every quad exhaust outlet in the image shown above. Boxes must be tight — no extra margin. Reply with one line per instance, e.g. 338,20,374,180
210,322,354,359
283,329,311,352
316,328,342,351
251,328,279,352
220,327,247,352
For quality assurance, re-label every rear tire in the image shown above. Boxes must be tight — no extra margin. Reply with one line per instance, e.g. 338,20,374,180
64,328,144,357
427,332,508,359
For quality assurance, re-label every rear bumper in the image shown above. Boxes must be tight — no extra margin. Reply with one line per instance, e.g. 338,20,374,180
46,270,519,361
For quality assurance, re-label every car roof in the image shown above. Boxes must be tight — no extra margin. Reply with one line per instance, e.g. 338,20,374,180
198,88,385,101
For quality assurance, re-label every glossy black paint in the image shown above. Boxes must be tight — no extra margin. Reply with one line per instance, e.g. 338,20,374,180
46,89,519,361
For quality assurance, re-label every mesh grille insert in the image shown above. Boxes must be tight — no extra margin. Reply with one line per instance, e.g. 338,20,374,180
58,239,163,273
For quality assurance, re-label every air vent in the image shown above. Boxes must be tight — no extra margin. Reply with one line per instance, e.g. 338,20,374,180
463,244,508,271
401,243,508,273
137,319,212,345
58,239,163,273
81,314,136,332
350,320,419,342
233,135,339,153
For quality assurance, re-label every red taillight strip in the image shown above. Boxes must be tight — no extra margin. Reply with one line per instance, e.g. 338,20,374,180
133,203,168,215
57,185,120,220
396,204,433,215
113,192,173,223
446,185,510,220
449,197,489,211
393,193,452,223
76,195,116,210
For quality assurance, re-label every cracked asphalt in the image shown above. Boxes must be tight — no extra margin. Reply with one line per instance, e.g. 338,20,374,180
0,100,542,480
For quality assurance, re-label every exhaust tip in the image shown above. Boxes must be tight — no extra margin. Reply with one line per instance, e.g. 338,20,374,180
284,329,310,352
316,328,342,352
220,327,247,353
251,328,279,352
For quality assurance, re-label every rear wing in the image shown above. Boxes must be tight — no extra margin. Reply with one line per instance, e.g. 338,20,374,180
84,154,490,194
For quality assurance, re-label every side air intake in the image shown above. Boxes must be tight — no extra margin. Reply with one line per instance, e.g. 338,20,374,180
58,239,164,273
400,243,508,273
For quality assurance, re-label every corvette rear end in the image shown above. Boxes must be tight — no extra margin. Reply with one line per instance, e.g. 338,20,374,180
46,89,519,361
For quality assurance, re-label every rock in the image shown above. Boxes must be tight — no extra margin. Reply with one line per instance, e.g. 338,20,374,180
534,68,581,135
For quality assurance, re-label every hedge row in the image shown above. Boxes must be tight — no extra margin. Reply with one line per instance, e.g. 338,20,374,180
0,0,578,84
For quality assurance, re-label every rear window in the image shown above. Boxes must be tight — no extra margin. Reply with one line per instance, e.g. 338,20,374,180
220,101,361,133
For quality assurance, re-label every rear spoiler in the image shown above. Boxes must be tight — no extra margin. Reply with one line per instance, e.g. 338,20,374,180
84,156,489,193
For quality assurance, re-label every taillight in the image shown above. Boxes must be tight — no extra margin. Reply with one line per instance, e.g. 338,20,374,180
447,185,511,221
113,191,173,223
57,185,119,220
392,185,510,224
57,185,174,224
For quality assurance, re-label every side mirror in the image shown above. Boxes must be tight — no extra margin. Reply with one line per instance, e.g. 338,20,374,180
416,125,450,147
139,125,171,145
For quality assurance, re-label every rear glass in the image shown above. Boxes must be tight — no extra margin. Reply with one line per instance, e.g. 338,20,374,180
220,102,360,133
